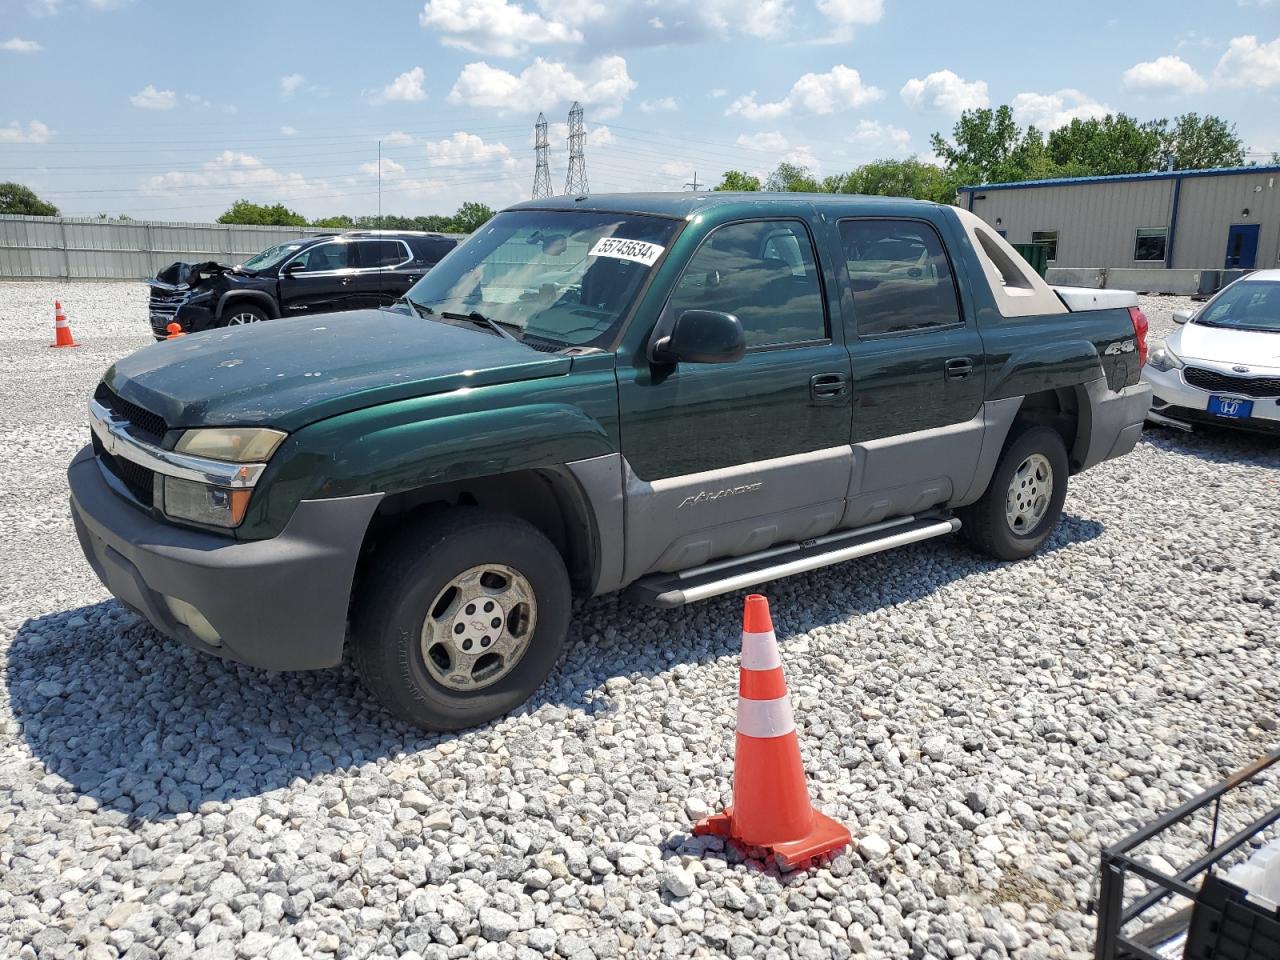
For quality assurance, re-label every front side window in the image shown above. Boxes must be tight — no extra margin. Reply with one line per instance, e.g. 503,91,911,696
287,240,355,272
358,239,410,268
405,210,680,347
839,219,962,337
242,241,306,272
1198,281,1280,333
1134,228,1167,262
1031,230,1058,261
667,220,827,347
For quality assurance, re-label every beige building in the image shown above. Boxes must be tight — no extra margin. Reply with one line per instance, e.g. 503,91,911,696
957,165,1280,294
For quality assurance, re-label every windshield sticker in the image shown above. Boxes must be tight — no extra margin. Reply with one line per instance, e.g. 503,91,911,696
588,237,665,267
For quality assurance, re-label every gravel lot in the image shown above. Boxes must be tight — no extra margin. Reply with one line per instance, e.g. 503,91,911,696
1,283,1278,960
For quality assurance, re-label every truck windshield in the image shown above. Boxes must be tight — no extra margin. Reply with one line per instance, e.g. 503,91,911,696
1197,281,1280,333
241,241,307,272
403,210,681,348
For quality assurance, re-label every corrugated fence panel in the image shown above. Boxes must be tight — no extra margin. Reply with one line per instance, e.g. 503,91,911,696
0,216,371,279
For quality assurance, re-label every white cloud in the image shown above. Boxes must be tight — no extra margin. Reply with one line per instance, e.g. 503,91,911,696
382,130,416,146
1214,35,1280,89
814,0,882,39
640,96,677,112
727,65,881,120
1123,55,1207,94
659,160,694,182
280,125,298,136
1011,89,1111,129
783,145,820,172
736,131,789,151
373,67,428,103
710,87,728,98
1,37,43,53
448,55,635,114
423,131,518,169
419,0,582,56
0,120,52,143
585,124,615,146
146,151,328,198
280,73,306,98
359,157,406,177
130,84,177,110
702,0,792,39
848,119,911,153
545,120,615,147
900,69,988,114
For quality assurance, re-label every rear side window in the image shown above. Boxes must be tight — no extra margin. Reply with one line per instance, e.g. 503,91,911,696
668,220,827,347
358,239,410,268
839,219,962,337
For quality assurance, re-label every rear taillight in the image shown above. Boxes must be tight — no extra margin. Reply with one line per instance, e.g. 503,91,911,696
1128,305,1149,366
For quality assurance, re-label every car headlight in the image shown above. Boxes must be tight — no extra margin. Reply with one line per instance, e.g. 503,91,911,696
163,476,252,528
174,427,286,462
1146,340,1184,373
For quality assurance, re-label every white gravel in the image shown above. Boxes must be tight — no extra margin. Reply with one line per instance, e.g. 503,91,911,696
1,282,1278,960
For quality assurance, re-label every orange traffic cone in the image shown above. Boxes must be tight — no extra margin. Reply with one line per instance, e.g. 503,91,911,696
50,301,79,348
694,594,850,867
165,322,186,340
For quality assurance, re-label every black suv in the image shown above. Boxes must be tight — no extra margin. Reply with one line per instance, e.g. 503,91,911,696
147,231,457,340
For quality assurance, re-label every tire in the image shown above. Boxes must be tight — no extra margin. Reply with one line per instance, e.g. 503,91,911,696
350,509,572,731
958,424,1069,561
220,302,269,327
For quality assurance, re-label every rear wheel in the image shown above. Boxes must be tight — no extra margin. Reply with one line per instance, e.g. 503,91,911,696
959,424,1069,561
351,509,571,731
222,303,269,326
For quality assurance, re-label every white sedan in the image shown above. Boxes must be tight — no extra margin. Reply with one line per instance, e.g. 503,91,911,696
1144,270,1280,436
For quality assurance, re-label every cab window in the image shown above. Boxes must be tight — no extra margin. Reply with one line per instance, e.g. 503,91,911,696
668,220,827,347
839,219,962,337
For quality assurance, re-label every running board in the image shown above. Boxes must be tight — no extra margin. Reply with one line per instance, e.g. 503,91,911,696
628,514,962,608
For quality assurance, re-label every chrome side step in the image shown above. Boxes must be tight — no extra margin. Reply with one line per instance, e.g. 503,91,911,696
628,514,962,608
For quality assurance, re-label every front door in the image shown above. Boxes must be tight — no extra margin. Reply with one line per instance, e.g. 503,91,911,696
278,239,359,314
617,218,853,579
837,217,987,527
1225,224,1260,269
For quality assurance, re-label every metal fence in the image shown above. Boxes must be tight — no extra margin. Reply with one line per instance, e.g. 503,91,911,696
0,215,346,280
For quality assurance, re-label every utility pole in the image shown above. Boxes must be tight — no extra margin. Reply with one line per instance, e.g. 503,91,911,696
684,172,700,191
564,101,589,196
377,139,382,225
532,113,553,199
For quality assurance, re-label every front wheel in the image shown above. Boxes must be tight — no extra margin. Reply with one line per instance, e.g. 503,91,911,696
958,424,1070,561
351,509,571,731
221,303,269,327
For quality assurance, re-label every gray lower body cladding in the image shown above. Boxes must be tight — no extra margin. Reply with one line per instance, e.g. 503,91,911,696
68,445,382,671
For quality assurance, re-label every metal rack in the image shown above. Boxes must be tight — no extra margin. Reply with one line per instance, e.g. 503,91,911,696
1094,747,1280,960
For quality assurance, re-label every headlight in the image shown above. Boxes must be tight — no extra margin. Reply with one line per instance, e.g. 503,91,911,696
1146,340,1183,373
175,427,286,462
163,476,251,528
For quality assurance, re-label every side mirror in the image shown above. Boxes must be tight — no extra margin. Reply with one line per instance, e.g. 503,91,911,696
1171,308,1192,325
651,310,746,364
283,261,305,274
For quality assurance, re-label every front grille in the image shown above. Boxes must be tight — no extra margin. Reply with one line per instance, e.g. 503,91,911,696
1184,366,1280,398
94,383,168,440
92,433,156,506
148,289,190,317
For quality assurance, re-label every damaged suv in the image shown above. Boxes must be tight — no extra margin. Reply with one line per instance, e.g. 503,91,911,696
147,230,457,340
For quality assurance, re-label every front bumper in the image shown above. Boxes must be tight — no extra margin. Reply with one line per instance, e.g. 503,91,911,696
1144,365,1280,434
69,445,382,670
149,296,217,340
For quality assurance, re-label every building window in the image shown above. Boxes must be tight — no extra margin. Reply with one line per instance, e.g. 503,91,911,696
1134,228,1167,262
1031,230,1058,261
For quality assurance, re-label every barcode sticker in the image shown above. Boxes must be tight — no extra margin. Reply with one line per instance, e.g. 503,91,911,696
588,237,665,266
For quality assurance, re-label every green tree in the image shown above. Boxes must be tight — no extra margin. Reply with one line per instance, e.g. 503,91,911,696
449,201,495,233
413,214,455,232
714,170,762,191
311,214,355,229
1046,114,1163,176
0,181,59,217
764,161,820,192
833,157,961,204
217,200,307,227
930,106,1059,184
1159,113,1245,170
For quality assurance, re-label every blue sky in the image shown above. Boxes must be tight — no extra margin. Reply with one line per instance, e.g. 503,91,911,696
1,0,1277,221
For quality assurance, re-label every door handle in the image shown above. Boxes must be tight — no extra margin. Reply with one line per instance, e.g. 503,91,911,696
945,357,974,380
809,372,849,401
340,277,354,285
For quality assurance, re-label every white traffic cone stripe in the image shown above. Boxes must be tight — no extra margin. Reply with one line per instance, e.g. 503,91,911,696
736,695,795,738
55,317,68,327
740,630,782,671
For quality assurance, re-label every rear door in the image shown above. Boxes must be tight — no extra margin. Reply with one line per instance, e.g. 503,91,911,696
617,216,854,580
352,239,413,308
278,239,359,314
837,217,987,527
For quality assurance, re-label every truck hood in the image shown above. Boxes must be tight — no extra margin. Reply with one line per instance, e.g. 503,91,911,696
1172,322,1280,371
103,309,572,432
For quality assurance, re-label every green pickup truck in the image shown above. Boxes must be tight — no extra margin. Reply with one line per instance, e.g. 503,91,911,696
70,193,1152,729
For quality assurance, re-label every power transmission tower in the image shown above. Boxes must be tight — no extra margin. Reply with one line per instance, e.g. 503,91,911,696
532,113,553,199
564,101,589,195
